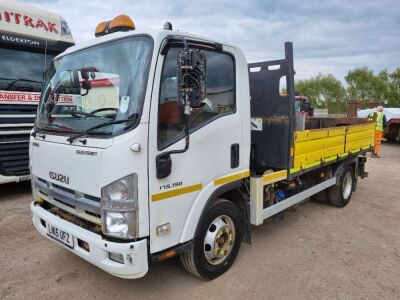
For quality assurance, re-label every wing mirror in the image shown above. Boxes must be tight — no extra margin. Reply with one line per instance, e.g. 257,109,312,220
177,46,207,108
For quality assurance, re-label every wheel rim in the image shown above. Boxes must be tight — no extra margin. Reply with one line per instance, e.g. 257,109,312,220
342,172,353,200
204,215,236,265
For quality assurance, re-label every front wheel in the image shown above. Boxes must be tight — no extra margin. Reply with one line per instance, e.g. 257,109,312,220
180,199,243,280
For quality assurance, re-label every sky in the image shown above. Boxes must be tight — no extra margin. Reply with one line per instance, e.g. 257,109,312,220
23,0,400,83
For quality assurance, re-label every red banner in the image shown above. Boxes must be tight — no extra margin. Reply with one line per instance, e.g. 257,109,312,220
0,91,73,104
0,91,40,103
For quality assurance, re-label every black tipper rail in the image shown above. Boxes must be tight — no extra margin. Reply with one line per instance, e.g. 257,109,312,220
0,104,37,176
248,42,296,173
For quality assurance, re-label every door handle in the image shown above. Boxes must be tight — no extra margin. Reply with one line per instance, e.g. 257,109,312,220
231,143,239,168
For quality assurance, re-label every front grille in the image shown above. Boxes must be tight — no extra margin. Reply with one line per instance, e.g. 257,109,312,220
0,104,36,132
34,178,101,225
0,104,37,176
0,134,30,176
40,201,102,234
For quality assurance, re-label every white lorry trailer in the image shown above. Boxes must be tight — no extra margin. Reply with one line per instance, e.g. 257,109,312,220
30,16,375,279
0,0,74,184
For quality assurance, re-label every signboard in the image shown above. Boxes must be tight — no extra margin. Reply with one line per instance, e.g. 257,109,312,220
0,90,72,105
0,1,74,48
0,5,60,41
0,32,41,47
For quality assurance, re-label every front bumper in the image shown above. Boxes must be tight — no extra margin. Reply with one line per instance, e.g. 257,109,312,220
0,174,31,184
31,202,148,279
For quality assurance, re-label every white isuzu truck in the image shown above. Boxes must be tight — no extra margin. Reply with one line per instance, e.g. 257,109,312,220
0,0,74,184
30,16,375,279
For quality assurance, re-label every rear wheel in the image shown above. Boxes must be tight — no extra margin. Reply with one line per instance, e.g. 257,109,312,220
180,199,243,280
328,165,355,207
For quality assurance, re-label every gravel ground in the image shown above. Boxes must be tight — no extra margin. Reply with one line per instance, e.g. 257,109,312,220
0,143,399,300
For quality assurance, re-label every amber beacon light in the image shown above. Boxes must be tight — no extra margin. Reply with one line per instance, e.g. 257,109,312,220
95,15,135,37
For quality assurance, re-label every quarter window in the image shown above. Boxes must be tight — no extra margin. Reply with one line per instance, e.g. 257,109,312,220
158,47,235,148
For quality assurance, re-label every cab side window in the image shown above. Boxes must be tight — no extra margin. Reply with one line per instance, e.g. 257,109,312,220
158,47,235,148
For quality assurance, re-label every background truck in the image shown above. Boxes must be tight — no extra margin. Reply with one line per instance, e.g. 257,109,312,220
0,0,74,184
358,107,400,142
30,15,375,280
385,116,400,142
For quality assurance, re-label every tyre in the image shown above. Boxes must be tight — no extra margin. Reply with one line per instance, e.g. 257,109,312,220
180,198,243,280
328,165,355,207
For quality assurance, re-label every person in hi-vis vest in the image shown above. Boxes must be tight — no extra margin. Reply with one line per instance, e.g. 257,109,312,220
367,106,387,158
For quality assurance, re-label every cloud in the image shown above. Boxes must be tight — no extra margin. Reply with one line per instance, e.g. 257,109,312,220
21,0,400,82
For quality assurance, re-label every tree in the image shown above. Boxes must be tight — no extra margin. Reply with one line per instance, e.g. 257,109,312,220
295,73,346,113
386,68,400,107
344,67,400,108
345,67,387,101
295,68,400,113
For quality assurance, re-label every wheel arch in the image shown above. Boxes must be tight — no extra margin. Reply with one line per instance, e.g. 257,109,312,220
179,180,250,245
332,157,357,185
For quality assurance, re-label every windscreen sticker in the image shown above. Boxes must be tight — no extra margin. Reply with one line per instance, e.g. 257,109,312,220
120,96,130,113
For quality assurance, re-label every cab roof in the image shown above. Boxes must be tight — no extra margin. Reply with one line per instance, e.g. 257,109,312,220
58,27,237,58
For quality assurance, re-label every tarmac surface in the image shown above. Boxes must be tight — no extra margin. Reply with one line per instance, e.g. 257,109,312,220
0,143,399,299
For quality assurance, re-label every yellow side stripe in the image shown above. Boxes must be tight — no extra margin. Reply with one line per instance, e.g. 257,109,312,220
213,170,250,186
350,148,361,153
152,183,203,202
305,160,321,169
323,155,338,163
290,167,301,174
263,170,288,184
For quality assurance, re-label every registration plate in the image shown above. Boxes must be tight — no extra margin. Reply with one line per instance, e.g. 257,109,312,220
18,175,31,182
47,223,74,248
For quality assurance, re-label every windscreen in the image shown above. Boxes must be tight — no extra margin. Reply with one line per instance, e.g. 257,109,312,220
35,36,152,137
0,48,55,92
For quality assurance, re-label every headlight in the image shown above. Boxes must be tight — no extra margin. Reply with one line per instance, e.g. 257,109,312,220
101,174,138,239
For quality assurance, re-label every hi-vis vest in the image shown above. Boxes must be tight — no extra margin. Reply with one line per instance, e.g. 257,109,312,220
367,111,384,132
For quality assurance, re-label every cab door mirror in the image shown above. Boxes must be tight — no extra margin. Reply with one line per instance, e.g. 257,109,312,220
177,48,207,108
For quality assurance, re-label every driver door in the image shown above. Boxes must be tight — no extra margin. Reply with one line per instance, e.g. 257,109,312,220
148,44,244,253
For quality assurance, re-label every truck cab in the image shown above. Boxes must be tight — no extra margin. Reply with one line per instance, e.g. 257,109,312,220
31,17,250,279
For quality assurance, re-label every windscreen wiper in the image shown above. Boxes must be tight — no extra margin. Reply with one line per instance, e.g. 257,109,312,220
5,78,42,90
66,116,138,144
31,123,77,137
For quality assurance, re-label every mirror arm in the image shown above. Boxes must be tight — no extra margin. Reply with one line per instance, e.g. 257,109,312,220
165,111,190,156
156,106,190,179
